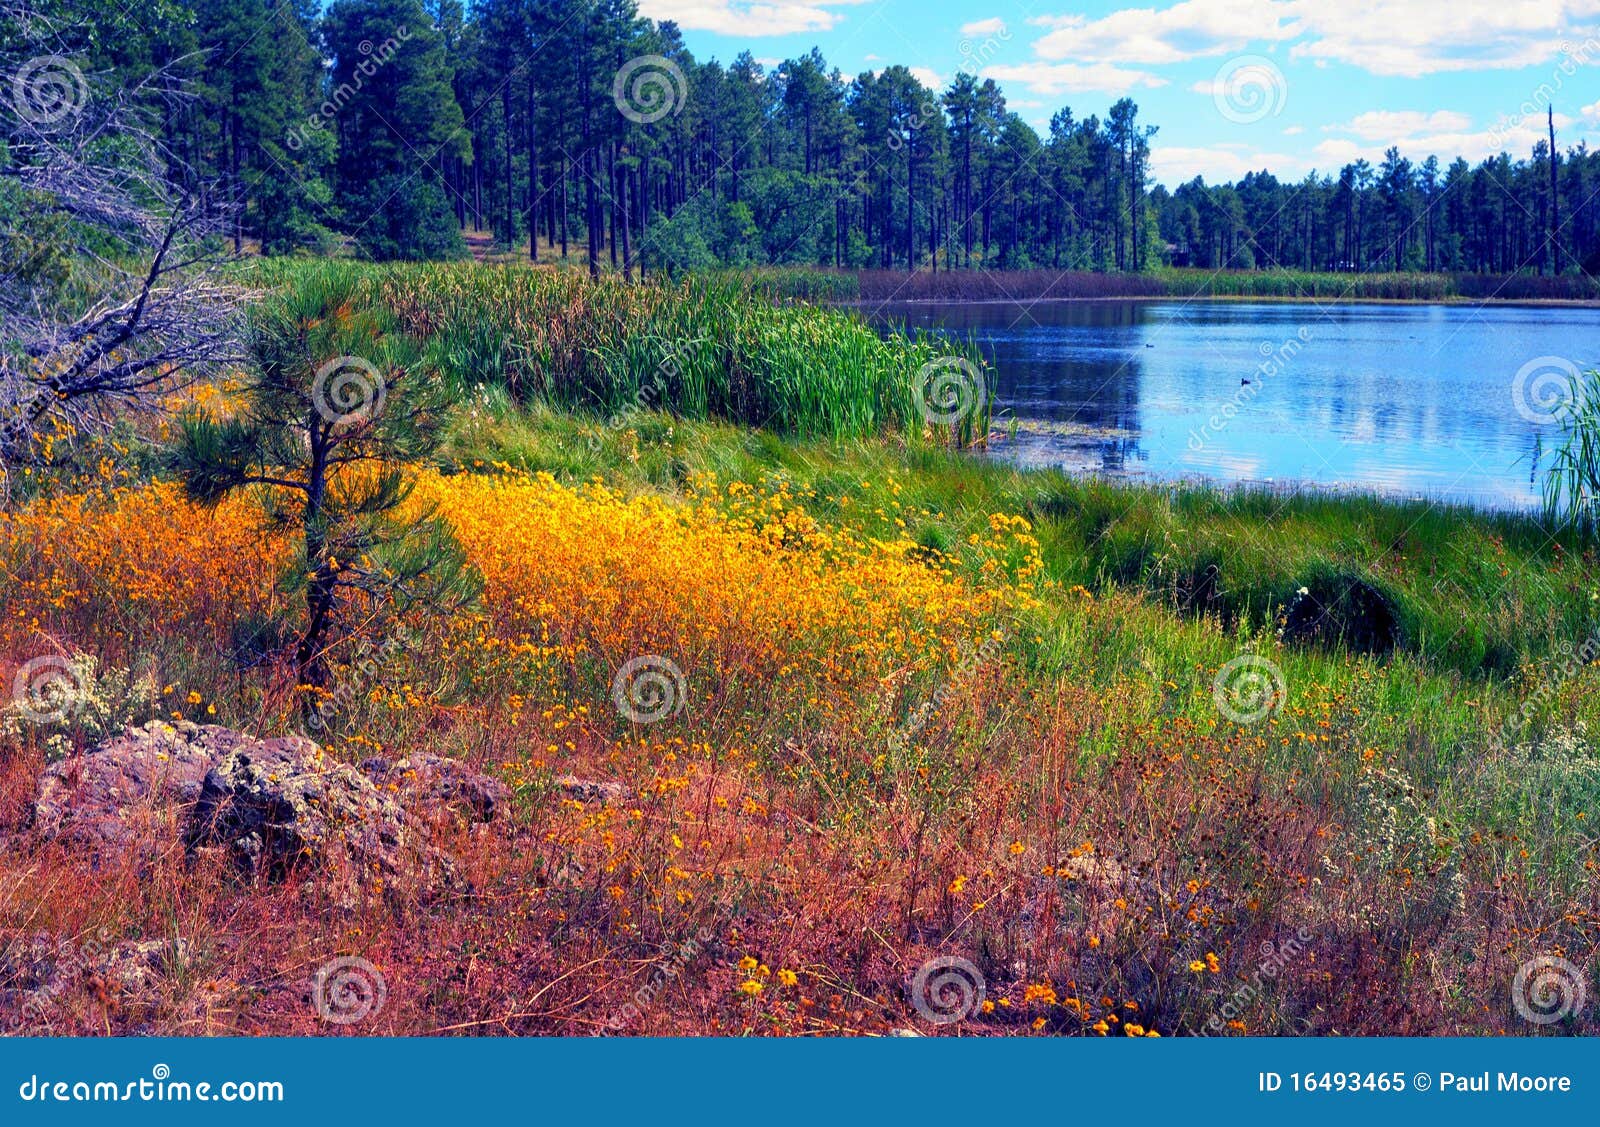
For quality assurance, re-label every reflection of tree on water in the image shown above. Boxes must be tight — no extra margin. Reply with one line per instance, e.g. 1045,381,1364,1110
874,300,1148,475
869,298,1567,510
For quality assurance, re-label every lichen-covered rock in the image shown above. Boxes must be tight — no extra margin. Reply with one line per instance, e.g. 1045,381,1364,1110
554,775,626,805
1,931,189,1033
96,938,193,997
361,752,512,823
25,721,506,903
29,722,236,850
184,741,457,898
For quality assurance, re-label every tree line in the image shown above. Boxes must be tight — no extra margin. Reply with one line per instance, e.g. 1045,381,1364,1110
14,0,1599,277
1157,138,1600,275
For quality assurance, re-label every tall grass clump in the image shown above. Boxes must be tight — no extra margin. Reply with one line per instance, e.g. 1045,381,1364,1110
250,261,989,447
1543,368,1600,536
819,266,1600,305
705,266,861,302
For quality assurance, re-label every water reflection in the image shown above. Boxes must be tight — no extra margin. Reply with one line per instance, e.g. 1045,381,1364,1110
871,298,1600,510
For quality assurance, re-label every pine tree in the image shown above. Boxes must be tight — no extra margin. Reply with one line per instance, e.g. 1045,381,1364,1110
321,0,472,259
189,0,333,253
169,269,480,695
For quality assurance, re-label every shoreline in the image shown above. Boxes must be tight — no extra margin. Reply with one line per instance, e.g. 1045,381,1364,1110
975,422,1544,519
983,453,1545,519
838,293,1600,309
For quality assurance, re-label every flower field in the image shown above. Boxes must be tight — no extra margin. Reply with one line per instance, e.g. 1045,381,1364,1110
1,261,1596,1038
2,465,1028,742
4,432,1597,1036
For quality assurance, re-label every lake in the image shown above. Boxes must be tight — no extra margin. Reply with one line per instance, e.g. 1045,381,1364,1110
868,299,1600,511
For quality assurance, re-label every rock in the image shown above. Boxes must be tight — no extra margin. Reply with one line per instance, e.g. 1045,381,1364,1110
361,752,512,823
1,931,189,1032
555,775,626,805
185,740,458,898
96,938,192,994
26,721,506,903
30,723,235,851
1053,854,1132,889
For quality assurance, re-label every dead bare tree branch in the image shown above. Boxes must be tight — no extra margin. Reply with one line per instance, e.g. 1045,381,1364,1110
2,2,245,473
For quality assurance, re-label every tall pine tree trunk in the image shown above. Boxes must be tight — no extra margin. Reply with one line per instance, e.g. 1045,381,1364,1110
502,87,515,245
619,155,632,282
527,71,539,262
608,145,618,270
906,133,915,272
1549,106,1560,275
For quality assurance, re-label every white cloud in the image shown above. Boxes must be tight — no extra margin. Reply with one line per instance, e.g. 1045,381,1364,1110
1312,112,1578,167
983,61,1169,97
636,0,866,37
1150,107,1590,184
1282,125,1304,135
960,18,1007,37
1327,110,1474,140
908,66,945,90
1031,0,1298,65
1583,100,1600,123
1023,0,1600,77
1149,144,1308,185
1286,0,1600,76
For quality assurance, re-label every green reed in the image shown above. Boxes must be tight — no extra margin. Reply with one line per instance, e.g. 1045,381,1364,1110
245,260,990,448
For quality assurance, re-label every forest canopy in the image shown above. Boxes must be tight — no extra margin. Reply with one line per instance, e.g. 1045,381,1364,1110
6,0,1596,277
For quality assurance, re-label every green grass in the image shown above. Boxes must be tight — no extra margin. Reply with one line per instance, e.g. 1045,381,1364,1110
212,257,1600,703
705,266,862,302
238,256,1600,806
446,400,1600,902
694,265,1600,304
238,258,990,447
451,400,1599,683
1159,267,1600,302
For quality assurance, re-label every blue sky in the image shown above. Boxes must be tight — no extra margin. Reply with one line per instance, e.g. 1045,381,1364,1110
637,0,1600,187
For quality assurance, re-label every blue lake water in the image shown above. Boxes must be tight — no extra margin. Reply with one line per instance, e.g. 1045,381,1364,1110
869,299,1600,511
